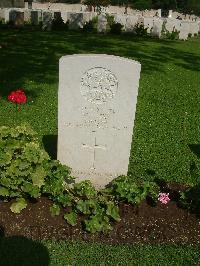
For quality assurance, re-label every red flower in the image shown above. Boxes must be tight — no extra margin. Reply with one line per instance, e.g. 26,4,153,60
8,89,27,104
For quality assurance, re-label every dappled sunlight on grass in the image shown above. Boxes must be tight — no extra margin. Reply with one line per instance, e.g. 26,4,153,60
0,29,200,185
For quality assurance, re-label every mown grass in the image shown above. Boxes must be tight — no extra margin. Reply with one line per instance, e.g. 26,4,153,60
0,236,200,266
45,241,200,266
0,29,200,185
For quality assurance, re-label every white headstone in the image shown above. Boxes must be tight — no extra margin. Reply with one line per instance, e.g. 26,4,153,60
189,21,199,36
125,15,138,32
68,12,84,30
7,9,24,27
165,18,176,33
61,11,68,23
97,14,107,33
143,17,154,33
31,10,42,25
0,8,5,20
168,10,173,18
114,14,127,29
157,9,161,18
58,54,141,187
152,18,163,37
179,21,190,40
24,9,31,22
42,11,53,31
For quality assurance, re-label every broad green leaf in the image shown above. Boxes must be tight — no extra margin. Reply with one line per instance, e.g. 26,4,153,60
76,199,96,214
64,211,77,226
22,182,41,198
0,176,11,187
50,204,60,216
10,198,27,214
85,216,102,233
0,187,9,197
56,194,72,207
106,202,121,221
0,153,12,167
32,167,46,188
74,181,97,198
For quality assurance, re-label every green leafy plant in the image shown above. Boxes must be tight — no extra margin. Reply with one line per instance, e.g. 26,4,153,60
10,198,27,214
133,23,148,36
106,14,114,32
110,22,123,34
109,175,159,205
82,16,98,32
179,184,200,216
50,180,120,233
165,30,180,40
50,203,61,216
52,16,68,31
0,124,73,214
0,124,162,233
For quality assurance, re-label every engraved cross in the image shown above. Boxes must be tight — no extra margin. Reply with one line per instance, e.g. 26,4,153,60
82,135,106,170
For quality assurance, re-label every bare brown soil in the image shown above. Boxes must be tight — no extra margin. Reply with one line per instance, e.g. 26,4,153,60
0,186,199,245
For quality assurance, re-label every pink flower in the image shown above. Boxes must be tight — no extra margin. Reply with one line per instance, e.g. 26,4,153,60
158,193,170,204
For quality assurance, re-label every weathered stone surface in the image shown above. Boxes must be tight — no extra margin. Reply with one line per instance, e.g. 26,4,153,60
24,9,31,22
143,17,154,33
31,10,42,25
42,11,53,31
188,21,199,36
125,15,138,32
5,9,24,26
97,14,107,33
179,21,190,40
58,54,141,187
68,12,84,30
152,18,163,37
114,14,127,29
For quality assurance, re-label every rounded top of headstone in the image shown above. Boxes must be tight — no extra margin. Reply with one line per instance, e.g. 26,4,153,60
59,54,141,67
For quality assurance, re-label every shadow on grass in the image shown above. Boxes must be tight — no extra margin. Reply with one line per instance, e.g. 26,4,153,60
0,29,199,97
0,226,50,265
43,135,57,160
188,144,200,158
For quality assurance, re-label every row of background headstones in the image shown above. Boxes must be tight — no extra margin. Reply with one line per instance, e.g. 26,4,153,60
23,1,200,21
0,8,200,40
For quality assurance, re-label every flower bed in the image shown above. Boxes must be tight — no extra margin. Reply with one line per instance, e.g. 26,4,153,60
0,124,199,243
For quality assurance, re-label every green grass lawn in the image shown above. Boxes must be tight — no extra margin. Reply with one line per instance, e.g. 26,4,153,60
1,29,200,185
0,29,200,265
0,237,200,266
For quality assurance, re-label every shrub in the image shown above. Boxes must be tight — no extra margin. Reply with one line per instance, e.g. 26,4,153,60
134,23,148,36
0,124,72,213
52,16,68,31
107,175,159,205
106,14,114,32
110,22,123,34
82,20,95,32
165,30,180,40
82,16,97,33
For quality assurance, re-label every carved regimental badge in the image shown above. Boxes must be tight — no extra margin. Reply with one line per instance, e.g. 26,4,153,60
80,67,118,104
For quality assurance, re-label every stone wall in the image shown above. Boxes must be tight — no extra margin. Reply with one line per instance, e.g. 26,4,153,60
0,0,25,8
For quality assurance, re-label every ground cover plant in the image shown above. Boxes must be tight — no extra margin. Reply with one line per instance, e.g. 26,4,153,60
0,28,200,263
